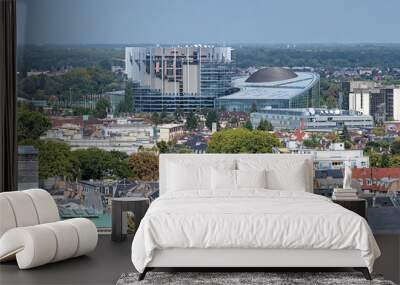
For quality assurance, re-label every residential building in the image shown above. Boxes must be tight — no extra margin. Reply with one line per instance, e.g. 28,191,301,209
125,46,234,112
43,117,156,154
217,67,320,112
156,123,184,142
352,168,400,194
250,108,373,132
308,149,370,191
384,121,400,133
289,148,369,170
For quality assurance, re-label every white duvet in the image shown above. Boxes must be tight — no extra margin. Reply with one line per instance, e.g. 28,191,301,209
131,190,380,273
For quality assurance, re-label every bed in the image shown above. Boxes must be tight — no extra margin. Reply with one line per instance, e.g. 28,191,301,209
131,154,380,280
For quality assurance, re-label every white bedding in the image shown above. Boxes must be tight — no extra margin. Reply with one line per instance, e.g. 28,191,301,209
131,190,380,273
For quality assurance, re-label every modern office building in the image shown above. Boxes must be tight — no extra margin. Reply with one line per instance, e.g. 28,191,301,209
349,83,400,122
125,46,234,112
251,108,373,131
216,67,320,112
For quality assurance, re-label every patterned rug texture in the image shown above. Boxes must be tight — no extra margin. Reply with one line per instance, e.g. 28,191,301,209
116,271,396,285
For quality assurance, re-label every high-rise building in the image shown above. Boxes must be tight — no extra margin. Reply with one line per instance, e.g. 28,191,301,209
349,83,400,122
125,46,234,112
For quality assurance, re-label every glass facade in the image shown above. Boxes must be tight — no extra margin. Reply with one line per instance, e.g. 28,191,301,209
217,79,320,112
289,81,320,108
127,47,234,112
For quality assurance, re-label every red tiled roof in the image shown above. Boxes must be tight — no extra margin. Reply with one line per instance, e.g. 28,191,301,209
352,168,400,179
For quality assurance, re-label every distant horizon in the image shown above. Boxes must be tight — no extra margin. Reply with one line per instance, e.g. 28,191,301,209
17,0,400,45
16,42,400,48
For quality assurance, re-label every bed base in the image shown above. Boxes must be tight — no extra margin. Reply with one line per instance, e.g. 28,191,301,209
138,267,371,281
137,248,372,281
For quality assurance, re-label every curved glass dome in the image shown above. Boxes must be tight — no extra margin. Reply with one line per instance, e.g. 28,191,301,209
245,67,298,83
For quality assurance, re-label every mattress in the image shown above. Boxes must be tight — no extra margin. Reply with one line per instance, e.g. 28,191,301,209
131,189,380,273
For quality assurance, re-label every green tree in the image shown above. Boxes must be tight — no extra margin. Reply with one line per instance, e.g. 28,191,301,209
98,59,112,70
390,155,400,167
174,107,184,121
303,135,320,148
392,139,400,155
17,107,52,142
207,128,280,153
344,140,353,150
94,98,111,119
340,126,351,142
151,112,161,125
156,140,169,153
205,110,218,130
160,110,168,123
185,111,198,131
72,148,130,180
366,151,380,168
372,127,386,137
325,96,337,109
127,152,159,181
72,107,92,116
256,119,273,131
21,140,78,180
116,82,134,115
242,120,253,130
380,154,391,168
109,150,129,161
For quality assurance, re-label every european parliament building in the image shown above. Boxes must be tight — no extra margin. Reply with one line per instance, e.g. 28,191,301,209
125,46,234,112
217,67,320,112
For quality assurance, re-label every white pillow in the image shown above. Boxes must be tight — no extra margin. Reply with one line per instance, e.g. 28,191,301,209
211,168,237,191
167,162,211,192
237,158,309,192
266,166,307,192
236,169,267,189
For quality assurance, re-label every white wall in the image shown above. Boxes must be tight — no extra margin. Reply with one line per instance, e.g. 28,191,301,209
394,89,400,121
349,92,370,115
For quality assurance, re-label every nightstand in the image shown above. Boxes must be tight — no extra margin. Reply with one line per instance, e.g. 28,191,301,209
332,198,367,219
111,197,150,242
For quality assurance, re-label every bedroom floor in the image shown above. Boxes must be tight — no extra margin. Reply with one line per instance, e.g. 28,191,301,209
0,236,359,285
1,235,398,285
0,235,134,285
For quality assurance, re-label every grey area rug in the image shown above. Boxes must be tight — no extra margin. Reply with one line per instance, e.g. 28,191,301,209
116,272,396,285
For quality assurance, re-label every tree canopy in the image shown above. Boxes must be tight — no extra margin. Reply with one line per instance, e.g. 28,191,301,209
242,120,253,130
391,138,400,155
17,105,52,142
17,67,120,104
205,110,218,130
94,98,111,118
185,111,198,131
20,140,78,180
72,148,130,180
127,152,159,181
256,119,273,131
207,128,280,153
115,82,134,115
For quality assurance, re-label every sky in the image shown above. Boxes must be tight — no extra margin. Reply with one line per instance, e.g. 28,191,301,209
16,0,400,45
